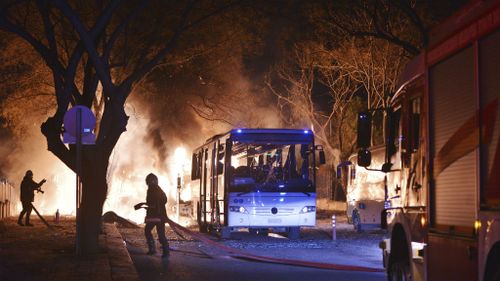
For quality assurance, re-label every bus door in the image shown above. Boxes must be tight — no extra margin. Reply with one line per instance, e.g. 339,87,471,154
223,140,232,226
216,141,227,226
210,140,225,227
201,148,209,228
207,142,217,226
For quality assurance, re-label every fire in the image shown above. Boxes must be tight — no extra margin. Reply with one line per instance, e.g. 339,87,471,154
21,122,195,225
170,147,192,202
6,99,202,225
103,144,193,224
29,161,76,217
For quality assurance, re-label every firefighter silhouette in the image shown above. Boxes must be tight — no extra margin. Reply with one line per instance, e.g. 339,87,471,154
134,173,169,257
17,170,46,226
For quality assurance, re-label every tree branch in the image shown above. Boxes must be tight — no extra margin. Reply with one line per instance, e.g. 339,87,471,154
50,0,116,93
121,0,198,91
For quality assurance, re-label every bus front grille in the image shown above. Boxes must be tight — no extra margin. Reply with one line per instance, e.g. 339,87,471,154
252,207,295,215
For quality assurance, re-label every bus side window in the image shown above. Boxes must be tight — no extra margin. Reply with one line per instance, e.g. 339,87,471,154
217,144,224,175
192,153,197,180
409,98,421,152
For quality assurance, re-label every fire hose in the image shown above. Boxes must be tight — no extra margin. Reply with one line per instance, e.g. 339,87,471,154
165,217,384,273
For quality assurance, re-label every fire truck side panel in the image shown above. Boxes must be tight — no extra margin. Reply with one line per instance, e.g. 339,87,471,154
479,29,500,210
478,27,500,281
429,45,478,230
381,2,500,281
427,234,478,281
427,43,480,281
479,212,500,280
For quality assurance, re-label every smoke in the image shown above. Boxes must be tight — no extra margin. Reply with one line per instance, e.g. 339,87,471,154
0,125,75,216
0,130,15,178
0,54,281,224
102,57,282,223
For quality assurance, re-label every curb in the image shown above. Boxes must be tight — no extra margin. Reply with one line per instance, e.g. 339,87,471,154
103,223,140,281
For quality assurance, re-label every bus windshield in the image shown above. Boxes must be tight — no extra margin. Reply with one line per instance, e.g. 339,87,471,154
229,142,315,193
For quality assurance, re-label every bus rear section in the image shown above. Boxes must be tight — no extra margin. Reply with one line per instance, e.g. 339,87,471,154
344,149,386,232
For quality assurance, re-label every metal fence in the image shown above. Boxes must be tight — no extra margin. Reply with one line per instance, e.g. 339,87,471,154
0,178,17,219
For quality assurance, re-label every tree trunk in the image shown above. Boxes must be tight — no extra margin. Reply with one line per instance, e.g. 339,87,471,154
76,99,126,255
79,149,108,254
41,98,127,256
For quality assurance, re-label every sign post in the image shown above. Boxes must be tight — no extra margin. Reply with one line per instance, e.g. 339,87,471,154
63,105,96,256
177,174,181,221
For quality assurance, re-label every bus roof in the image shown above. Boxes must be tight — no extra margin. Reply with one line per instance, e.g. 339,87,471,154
197,128,314,149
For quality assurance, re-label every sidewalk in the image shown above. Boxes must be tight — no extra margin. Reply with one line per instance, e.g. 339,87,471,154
0,216,139,281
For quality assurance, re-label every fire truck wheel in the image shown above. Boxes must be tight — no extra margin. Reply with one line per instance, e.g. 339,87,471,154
352,210,362,232
387,261,411,281
484,245,500,281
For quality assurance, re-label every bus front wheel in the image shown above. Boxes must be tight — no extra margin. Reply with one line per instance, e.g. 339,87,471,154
288,227,300,240
249,228,268,236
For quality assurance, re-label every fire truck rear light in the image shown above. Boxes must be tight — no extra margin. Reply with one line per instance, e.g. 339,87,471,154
420,215,427,228
474,220,481,234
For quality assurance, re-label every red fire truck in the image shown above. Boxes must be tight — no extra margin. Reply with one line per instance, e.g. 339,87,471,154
354,1,500,280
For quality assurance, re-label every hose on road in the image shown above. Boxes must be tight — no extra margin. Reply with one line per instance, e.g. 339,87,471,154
166,218,384,273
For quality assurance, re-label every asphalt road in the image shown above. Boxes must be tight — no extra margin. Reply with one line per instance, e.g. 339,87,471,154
120,220,387,281
127,244,385,281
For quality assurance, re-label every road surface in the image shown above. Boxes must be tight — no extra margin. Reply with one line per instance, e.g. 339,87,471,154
119,218,387,281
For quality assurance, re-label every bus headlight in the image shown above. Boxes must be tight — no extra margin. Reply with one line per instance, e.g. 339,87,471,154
300,206,316,213
229,206,248,213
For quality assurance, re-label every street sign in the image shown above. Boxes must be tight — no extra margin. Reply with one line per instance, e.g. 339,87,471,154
63,105,96,144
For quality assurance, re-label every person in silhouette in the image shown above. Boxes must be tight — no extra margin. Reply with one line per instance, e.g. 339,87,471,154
135,173,169,257
17,170,46,226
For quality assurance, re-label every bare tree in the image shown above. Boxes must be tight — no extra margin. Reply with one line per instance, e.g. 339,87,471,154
267,42,359,164
0,0,238,255
267,34,406,194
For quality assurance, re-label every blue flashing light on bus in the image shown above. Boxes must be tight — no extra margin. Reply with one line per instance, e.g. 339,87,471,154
304,130,309,134
236,129,242,133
